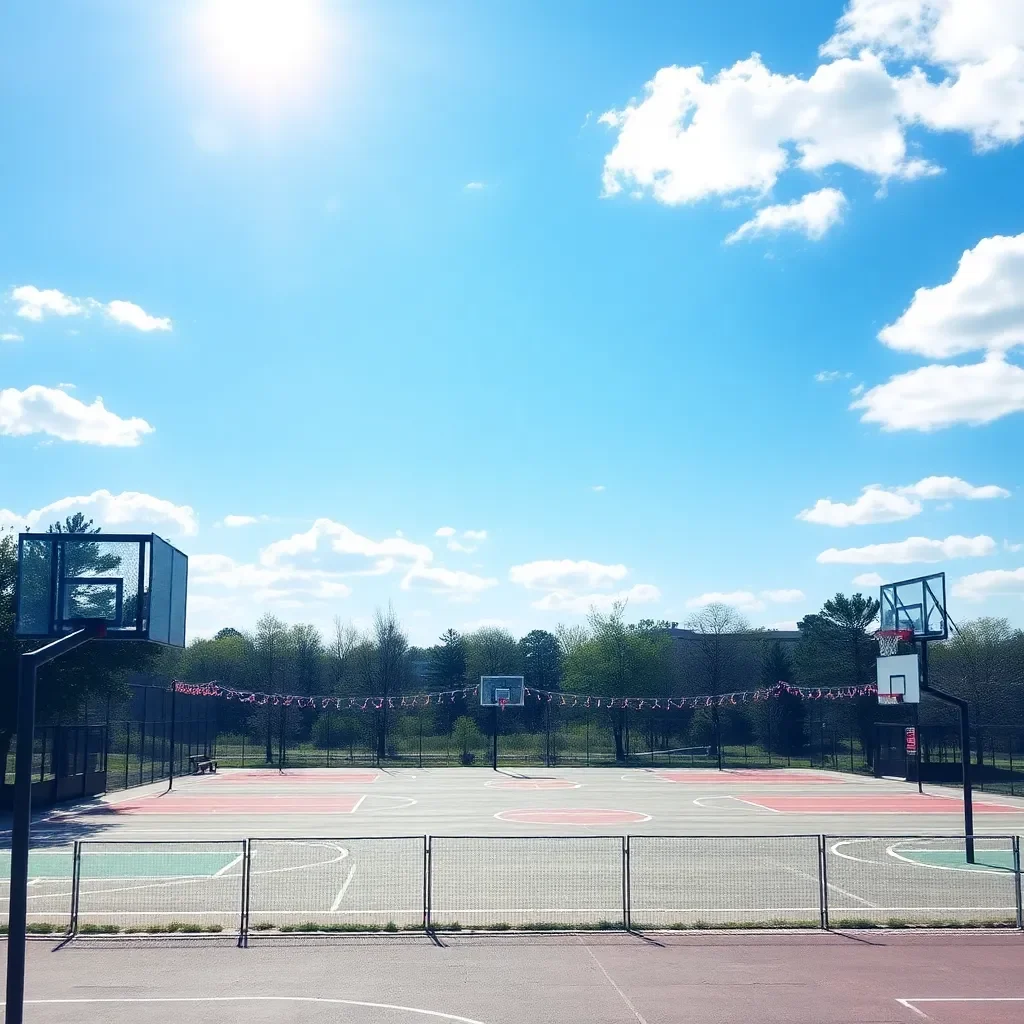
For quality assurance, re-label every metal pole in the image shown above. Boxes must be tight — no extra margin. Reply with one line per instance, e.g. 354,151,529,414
491,705,498,771
818,834,830,931
6,628,97,1024
166,683,177,793
920,641,975,863
915,703,922,794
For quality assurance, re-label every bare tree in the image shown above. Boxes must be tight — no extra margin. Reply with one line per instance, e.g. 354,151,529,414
327,616,360,693
373,604,408,760
683,603,750,768
248,613,287,763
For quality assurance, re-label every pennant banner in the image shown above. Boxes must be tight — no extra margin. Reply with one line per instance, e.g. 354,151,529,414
173,679,876,710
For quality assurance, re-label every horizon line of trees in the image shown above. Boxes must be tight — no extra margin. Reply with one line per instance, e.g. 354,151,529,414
4,521,1024,766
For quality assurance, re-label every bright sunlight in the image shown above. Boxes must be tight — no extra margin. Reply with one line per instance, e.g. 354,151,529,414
197,0,328,105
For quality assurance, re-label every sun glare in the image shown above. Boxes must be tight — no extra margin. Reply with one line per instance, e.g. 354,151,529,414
198,0,327,104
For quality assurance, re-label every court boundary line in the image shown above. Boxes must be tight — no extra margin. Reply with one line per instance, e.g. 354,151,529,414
0,996,488,1022
897,997,1024,1020
330,864,357,911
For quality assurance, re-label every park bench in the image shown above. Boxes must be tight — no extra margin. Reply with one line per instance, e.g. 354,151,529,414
188,753,218,775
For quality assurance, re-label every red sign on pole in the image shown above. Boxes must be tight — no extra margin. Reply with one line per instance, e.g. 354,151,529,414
905,727,917,754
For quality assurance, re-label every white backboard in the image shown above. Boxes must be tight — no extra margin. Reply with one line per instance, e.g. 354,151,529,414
876,652,920,704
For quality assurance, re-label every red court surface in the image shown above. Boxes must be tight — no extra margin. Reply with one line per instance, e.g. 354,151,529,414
485,779,580,790
495,808,651,825
94,793,366,815
745,794,1021,814
215,771,379,784
656,770,846,784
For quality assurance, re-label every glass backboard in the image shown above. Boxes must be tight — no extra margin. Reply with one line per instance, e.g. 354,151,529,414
879,572,947,641
480,675,526,706
15,533,187,646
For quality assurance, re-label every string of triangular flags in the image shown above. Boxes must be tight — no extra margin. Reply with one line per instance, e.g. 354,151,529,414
172,679,876,711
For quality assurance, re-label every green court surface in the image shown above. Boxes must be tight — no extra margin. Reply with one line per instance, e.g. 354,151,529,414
892,847,1017,873
0,851,239,880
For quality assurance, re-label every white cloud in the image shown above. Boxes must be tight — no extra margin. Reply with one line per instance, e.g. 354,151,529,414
817,534,996,564
852,572,886,587
878,233,1024,358
815,370,851,383
446,528,488,554
106,300,172,332
533,583,661,613
685,588,803,611
260,518,433,568
190,553,352,602
761,588,805,603
56,382,75,390
464,181,486,190
9,285,171,332
591,484,606,492
1005,540,1024,553
1,332,22,342
509,559,629,590
850,382,865,396
400,564,498,599
686,590,763,611
726,188,847,244
11,285,84,321
601,3,1024,225
0,489,197,536
600,52,935,208
851,353,1024,430
0,385,153,446
823,0,1024,148
952,566,1024,601
220,514,263,528
434,526,456,537
798,486,922,526
898,475,1010,500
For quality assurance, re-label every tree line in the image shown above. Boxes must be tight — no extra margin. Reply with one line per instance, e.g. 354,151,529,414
3,520,1023,768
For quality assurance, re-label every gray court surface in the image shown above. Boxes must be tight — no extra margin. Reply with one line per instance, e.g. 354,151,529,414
2,768,1023,933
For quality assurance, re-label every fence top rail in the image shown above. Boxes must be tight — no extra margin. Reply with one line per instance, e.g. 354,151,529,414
248,835,428,842
428,834,626,841
822,833,1019,841
629,833,823,841
79,839,246,847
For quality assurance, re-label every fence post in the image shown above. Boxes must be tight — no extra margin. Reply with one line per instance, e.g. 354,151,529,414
1013,836,1022,931
623,835,631,930
69,840,82,936
818,835,829,931
239,839,250,947
424,836,432,932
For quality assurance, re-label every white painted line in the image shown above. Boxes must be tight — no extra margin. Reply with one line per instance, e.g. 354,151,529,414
886,842,1013,876
768,858,878,909
732,797,782,814
898,998,1024,1020
829,839,882,865
896,999,931,1019
581,940,649,1024
330,864,357,911
0,997,489,1022
348,794,367,814
214,853,243,878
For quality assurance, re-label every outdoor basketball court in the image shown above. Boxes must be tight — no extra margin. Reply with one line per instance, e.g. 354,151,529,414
4,766,1023,935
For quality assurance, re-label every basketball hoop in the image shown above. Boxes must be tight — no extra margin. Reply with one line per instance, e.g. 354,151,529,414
877,692,904,706
875,628,912,657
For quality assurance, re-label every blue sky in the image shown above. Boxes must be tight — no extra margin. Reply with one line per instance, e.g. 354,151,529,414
2,0,1023,644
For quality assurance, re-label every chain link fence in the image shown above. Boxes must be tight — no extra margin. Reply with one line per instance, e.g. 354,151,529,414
9,832,1019,939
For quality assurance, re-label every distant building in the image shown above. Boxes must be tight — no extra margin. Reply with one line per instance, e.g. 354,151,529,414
664,626,802,647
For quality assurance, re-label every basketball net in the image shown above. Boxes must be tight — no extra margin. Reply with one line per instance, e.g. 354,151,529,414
875,629,912,658
498,698,509,712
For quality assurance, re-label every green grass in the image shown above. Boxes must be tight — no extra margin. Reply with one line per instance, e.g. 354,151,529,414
0,923,68,935
635,918,820,931
831,916,1017,930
